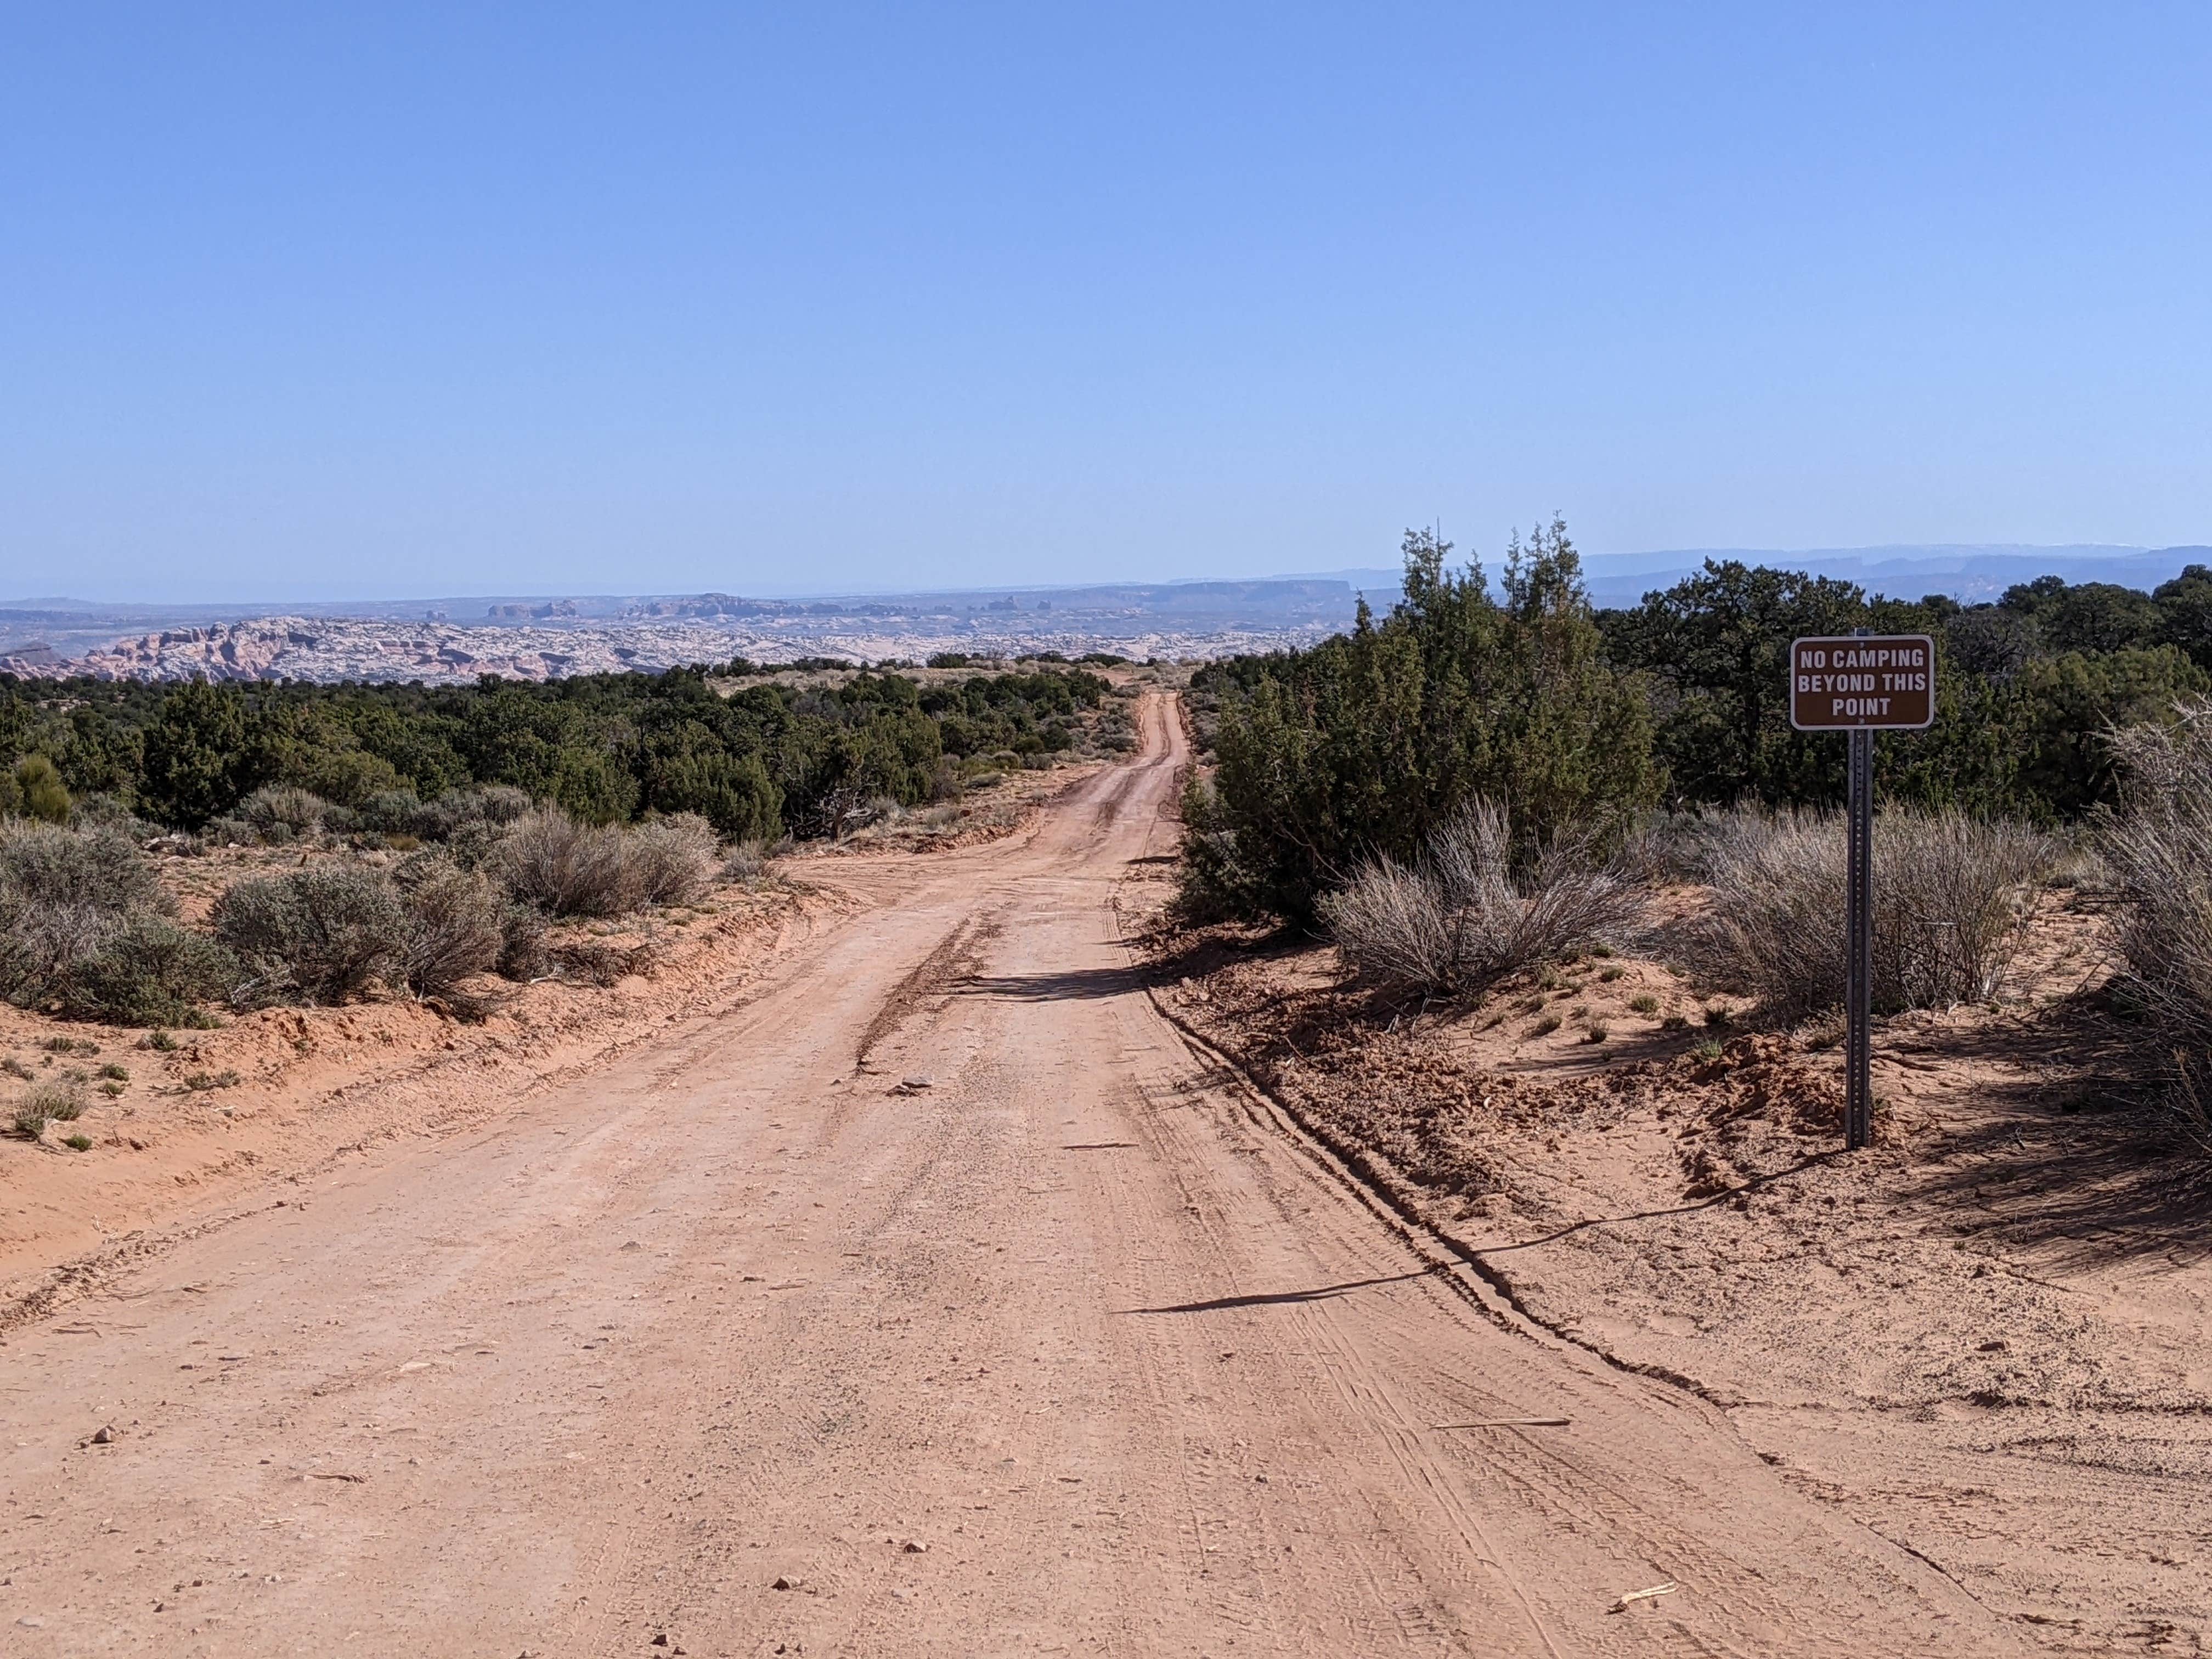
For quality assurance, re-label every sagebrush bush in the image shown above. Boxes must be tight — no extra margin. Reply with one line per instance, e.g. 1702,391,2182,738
627,814,718,906
1689,806,2051,1015
357,789,424,833
495,900,548,980
56,913,241,1026
0,821,165,915
1322,800,1640,995
495,808,634,916
469,785,533,826
213,864,406,1005
431,786,537,839
240,786,329,837
0,822,183,1015
392,856,503,998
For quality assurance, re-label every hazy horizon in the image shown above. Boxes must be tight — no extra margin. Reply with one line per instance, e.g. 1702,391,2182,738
5,6,2209,602
8,539,2209,614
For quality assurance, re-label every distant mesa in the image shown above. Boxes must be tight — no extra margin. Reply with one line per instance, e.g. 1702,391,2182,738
28,550,2204,688
624,594,791,620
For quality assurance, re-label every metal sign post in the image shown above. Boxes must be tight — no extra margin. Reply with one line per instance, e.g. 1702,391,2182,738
1788,633,1937,1152
1844,726,1874,1148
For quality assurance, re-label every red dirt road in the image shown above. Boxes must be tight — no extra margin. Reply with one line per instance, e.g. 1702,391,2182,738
0,694,2029,1656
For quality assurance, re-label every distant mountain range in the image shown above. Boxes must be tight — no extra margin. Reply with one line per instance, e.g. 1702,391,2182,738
4,545,2207,681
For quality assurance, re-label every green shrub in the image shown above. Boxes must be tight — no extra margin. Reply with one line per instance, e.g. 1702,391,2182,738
1186,522,1659,923
12,755,72,823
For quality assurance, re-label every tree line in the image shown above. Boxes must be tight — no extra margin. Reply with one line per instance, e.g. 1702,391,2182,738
0,663,1111,840
1184,523,2212,922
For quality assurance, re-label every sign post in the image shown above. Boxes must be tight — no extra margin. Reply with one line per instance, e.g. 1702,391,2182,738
1788,633,1936,1150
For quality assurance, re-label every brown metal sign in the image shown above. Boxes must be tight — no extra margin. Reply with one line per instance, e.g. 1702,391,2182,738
1788,635,1936,730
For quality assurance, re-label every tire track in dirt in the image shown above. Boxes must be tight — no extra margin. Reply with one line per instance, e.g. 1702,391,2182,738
850,909,1005,1077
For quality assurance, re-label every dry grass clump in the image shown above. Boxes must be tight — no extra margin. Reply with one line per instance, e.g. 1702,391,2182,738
2098,702,2212,1150
546,938,656,986
12,1077,84,1139
1690,806,2051,1015
1322,800,1640,995
496,806,721,915
721,839,768,881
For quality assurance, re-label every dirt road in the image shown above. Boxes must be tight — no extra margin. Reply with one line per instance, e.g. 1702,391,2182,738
0,693,2031,1656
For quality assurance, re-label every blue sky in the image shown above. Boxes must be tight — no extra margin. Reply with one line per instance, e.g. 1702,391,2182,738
3,3,2208,601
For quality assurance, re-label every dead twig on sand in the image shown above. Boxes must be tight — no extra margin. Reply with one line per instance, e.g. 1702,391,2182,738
1608,1581,1678,1613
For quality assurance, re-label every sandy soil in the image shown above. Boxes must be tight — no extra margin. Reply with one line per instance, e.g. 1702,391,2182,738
0,696,2115,1655
0,754,1103,1320
1152,894,2211,1655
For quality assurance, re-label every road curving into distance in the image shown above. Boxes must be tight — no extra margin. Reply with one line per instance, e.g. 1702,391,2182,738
0,692,2026,1655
